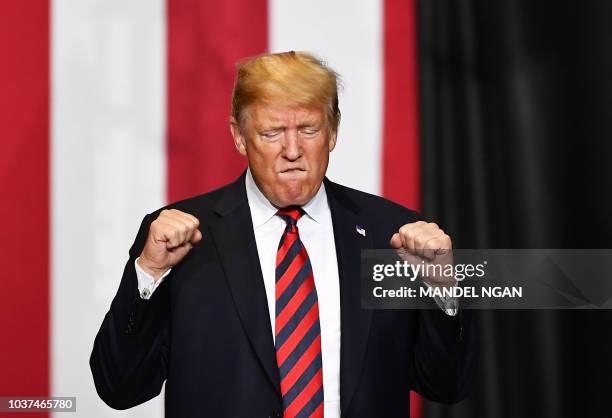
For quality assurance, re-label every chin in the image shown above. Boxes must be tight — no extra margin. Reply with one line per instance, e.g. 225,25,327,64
278,195,307,207
278,186,311,207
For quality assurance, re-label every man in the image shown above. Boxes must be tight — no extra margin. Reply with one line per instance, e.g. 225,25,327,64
90,51,477,418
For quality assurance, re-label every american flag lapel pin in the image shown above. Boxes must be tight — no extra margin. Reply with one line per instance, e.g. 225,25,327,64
355,225,366,237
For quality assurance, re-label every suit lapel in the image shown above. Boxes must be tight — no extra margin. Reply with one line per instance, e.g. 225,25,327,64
325,179,374,414
209,173,280,395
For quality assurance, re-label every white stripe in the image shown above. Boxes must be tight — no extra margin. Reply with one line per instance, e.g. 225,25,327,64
269,3,382,417
51,1,166,416
269,0,383,196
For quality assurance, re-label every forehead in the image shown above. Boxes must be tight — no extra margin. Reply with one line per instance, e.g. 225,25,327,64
247,103,325,127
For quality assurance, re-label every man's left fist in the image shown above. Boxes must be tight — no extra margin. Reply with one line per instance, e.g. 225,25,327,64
389,221,452,260
390,221,454,287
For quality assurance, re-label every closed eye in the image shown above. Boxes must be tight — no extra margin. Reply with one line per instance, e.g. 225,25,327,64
260,130,282,141
299,128,320,138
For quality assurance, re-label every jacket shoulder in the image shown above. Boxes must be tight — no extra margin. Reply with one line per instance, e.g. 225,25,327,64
147,180,238,222
325,180,421,223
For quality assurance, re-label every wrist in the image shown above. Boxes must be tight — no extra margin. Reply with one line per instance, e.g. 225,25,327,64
136,255,169,281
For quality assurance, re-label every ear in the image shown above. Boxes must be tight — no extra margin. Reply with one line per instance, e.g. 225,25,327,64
230,117,247,156
328,130,338,152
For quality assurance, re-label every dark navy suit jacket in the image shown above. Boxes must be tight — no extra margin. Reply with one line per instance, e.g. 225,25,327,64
90,172,477,418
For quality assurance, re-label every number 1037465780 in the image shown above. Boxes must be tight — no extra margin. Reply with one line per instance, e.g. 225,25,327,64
1,397,76,412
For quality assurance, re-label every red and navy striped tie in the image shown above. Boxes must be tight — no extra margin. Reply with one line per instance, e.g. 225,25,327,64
275,207,324,418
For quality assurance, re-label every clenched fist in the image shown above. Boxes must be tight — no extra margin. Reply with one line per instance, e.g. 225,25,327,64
138,209,202,280
390,221,455,287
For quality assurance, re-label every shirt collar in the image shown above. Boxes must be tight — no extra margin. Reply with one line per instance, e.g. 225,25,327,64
245,167,329,228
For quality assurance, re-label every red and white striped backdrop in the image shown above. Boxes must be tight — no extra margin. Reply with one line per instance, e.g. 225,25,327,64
1,0,421,416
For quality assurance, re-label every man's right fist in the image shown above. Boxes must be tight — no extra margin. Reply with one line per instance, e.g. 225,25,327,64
138,209,202,280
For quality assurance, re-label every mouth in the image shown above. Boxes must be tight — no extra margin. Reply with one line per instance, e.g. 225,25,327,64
279,168,306,174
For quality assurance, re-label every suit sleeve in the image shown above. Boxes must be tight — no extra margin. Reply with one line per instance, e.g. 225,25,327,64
90,213,171,410
395,208,479,403
411,307,478,403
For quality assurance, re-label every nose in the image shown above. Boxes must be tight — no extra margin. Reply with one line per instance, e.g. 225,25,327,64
282,129,301,161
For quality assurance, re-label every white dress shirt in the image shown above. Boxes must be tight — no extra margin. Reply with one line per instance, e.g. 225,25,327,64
136,168,342,417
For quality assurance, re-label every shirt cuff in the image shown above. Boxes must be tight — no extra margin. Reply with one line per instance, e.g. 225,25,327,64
424,281,459,316
134,257,171,300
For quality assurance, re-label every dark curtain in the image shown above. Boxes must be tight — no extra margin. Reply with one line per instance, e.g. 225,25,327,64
418,1,612,417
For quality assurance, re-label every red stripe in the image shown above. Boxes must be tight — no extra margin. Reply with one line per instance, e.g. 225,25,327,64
280,335,322,395
285,369,323,418
0,0,49,415
382,0,421,211
276,251,307,302
275,273,314,332
310,402,324,418
167,0,268,202
276,233,298,267
278,208,301,222
383,0,423,417
276,302,319,365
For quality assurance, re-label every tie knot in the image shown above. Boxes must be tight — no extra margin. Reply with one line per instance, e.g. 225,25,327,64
276,206,304,226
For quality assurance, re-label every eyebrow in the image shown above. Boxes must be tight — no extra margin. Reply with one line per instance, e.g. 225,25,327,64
258,121,321,131
297,121,321,128
258,125,284,131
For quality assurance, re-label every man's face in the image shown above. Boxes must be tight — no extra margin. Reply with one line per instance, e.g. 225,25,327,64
231,103,337,207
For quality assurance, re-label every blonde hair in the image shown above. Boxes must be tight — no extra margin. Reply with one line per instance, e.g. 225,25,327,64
231,51,341,133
